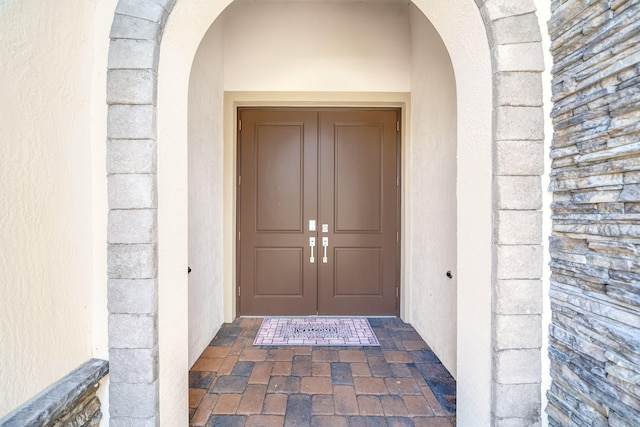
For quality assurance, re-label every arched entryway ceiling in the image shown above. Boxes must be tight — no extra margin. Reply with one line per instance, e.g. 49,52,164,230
106,0,544,424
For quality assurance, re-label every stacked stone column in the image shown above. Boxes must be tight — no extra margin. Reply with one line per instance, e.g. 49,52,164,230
106,1,175,425
478,0,545,424
547,0,640,424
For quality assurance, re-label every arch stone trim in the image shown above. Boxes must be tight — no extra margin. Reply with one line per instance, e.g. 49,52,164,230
480,0,545,424
106,0,545,423
106,0,175,424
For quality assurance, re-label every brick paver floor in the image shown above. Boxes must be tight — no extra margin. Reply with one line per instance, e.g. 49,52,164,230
189,318,456,426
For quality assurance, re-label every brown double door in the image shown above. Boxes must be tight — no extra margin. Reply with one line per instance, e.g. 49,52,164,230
237,108,399,316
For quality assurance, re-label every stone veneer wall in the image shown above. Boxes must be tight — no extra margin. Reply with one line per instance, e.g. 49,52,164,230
547,0,640,425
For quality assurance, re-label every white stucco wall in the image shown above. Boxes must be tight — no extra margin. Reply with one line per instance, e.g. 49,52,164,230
410,0,493,424
408,4,457,377
0,0,106,416
223,1,411,92
188,18,226,368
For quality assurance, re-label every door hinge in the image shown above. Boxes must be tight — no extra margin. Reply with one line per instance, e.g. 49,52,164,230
238,231,241,241
396,286,399,298
239,119,242,131
238,175,242,186
396,121,400,132
397,232,399,242
396,176,399,187
238,286,241,297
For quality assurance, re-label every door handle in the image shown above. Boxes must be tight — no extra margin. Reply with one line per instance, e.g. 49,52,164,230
322,237,328,263
309,237,316,263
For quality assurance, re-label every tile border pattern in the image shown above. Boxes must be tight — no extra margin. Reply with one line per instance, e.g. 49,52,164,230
254,318,380,347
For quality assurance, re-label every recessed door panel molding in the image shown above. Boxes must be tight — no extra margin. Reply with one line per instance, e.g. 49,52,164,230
333,247,383,296
255,248,303,296
256,125,304,232
335,124,383,233
238,108,399,316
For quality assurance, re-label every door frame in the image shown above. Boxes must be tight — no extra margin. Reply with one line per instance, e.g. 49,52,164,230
235,106,402,316
224,92,410,320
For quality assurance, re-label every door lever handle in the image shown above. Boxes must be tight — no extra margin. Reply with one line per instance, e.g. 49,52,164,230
309,237,316,263
322,237,328,263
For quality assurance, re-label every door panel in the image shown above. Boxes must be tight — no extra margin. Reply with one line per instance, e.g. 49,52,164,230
239,109,318,315
334,248,383,296
238,108,398,316
318,110,398,315
335,124,383,232
255,248,303,295
256,125,303,232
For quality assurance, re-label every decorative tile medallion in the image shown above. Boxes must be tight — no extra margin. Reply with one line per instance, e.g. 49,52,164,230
253,317,380,346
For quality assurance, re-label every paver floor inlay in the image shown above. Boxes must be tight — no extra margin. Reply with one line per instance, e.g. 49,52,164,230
189,318,456,426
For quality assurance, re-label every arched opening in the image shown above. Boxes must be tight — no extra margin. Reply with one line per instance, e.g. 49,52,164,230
107,0,544,425
187,0,458,371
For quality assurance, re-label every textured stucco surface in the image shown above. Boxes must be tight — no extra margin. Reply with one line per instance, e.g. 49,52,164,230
408,3,458,378
0,0,98,416
222,1,412,92
188,18,226,367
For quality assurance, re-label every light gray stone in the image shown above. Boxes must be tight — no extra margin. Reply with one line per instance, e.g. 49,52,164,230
108,39,159,70
110,417,159,427
108,209,157,244
493,314,542,350
494,418,541,427
107,139,157,174
493,382,541,419
495,176,542,210
492,43,545,73
495,244,543,280
577,142,640,164
107,105,156,140
494,140,544,175
108,174,157,210
109,382,158,418
494,106,545,141
116,0,167,23
109,313,157,349
0,359,108,426
487,13,542,47
110,14,162,41
495,210,542,244
480,0,537,24
610,410,640,427
108,279,157,314
494,72,543,107
494,280,542,315
494,349,542,384
109,347,158,383
570,188,622,204
620,184,640,202
107,70,156,105
107,244,157,279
